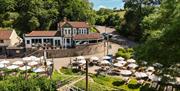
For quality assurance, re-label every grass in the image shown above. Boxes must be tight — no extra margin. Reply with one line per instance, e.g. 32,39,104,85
75,80,115,91
91,75,140,91
60,67,85,75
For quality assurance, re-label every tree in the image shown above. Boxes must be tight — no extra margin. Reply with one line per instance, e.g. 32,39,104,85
120,0,160,41
135,0,180,67
0,0,95,35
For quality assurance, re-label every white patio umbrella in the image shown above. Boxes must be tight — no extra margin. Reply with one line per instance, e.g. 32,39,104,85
7,65,19,70
153,63,163,67
30,56,37,61
142,61,148,65
34,58,41,61
77,60,86,64
22,57,31,61
47,61,53,65
28,61,38,66
19,66,31,71
40,56,44,60
91,56,99,61
12,61,23,65
149,74,161,82
33,68,45,73
102,56,111,60
127,59,136,63
135,72,148,78
118,61,127,65
0,63,6,68
77,56,85,60
128,63,138,68
114,63,124,67
116,57,124,61
100,60,110,65
120,70,132,76
146,66,155,72
0,60,10,64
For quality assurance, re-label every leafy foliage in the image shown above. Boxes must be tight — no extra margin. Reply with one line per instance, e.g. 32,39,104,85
135,0,180,67
95,8,123,27
0,75,56,91
0,0,96,35
116,48,134,59
118,0,160,41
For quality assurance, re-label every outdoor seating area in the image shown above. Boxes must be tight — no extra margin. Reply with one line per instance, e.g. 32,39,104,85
71,56,180,91
0,56,53,77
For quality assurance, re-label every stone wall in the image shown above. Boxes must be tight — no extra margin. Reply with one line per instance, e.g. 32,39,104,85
29,43,104,58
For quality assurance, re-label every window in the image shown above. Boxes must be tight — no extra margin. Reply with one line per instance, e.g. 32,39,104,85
0,40,4,43
67,39,70,43
27,40,30,44
68,29,70,34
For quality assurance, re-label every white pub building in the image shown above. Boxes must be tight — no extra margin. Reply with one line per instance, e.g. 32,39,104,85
24,18,102,49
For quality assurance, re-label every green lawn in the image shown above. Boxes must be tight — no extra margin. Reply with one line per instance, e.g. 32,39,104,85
53,68,154,91
91,75,140,91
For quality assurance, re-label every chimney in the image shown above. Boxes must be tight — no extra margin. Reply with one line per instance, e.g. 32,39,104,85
63,17,67,22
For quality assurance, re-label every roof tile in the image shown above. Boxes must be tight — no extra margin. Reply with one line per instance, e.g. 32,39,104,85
0,30,12,40
26,31,58,37
60,21,90,28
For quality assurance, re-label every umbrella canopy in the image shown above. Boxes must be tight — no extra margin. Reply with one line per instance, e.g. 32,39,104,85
102,56,111,60
91,56,99,61
33,68,45,73
13,61,23,65
7,65,19,69
22,57,31,61
30,56,37,61
77,60,86,64
0,60,10,64
114,63,124,67
118,61,127,65
120,70,132,76
153,63,163,67
47,61,53,65
28,61,38,66
146,66,155,72
19,66,31,71
77,56,85,60
149,74,161,82
34,58,41,61
127,59,136,63
116,57,124,61
142,61,148,65
128,63,138,69
0,63,6,68
100,60,110,65
40,56,44,60
135,72,148,78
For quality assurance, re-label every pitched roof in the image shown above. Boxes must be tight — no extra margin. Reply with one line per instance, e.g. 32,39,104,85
25,31,59,37
59,21,90,28
73,33,101,40
0,30,13,40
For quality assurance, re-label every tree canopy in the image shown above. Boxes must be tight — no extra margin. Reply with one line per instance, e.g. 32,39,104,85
135,0,180,66
0,0,96,35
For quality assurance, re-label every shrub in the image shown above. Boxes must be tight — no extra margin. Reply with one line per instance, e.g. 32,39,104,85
0,75,56,91
112,80,125,86
140,84,156,91
128,79,140,89
116,48,133,59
